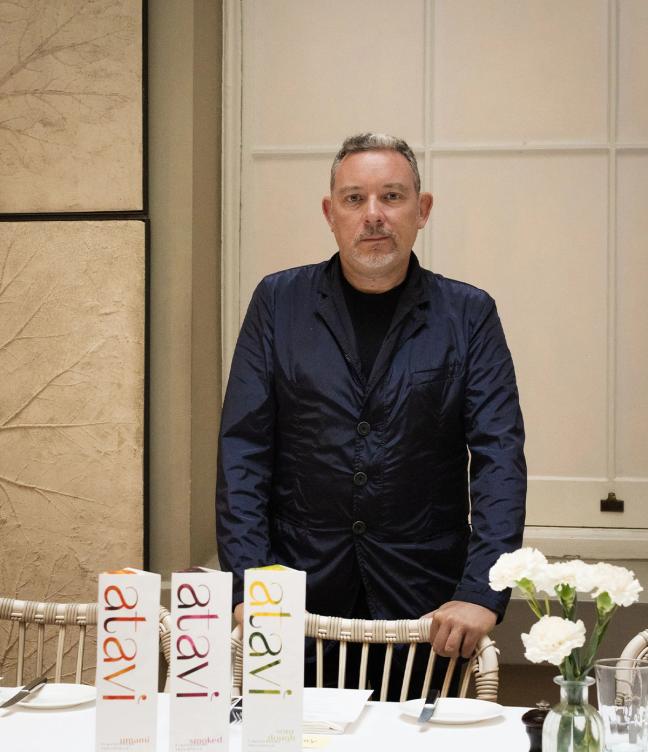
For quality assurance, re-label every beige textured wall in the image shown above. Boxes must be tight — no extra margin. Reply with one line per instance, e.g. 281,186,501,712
0,0,148,680
0,220,145,596
148,0,222,593
0,0,143,212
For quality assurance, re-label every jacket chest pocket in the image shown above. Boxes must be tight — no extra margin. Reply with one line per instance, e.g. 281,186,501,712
410,366,453,386
407,366,456,427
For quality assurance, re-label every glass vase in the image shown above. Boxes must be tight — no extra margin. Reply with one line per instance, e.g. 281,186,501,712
542,676,604,752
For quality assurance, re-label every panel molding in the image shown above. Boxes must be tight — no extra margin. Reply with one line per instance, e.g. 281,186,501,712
523,526,648,562
248,143,648,157
607,0,619,482
221,0,243,394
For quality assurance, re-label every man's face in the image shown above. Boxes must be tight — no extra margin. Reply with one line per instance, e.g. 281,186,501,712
322,149,432,286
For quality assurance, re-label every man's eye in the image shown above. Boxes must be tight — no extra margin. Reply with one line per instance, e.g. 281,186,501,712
385,192,402,201
345,195,362,204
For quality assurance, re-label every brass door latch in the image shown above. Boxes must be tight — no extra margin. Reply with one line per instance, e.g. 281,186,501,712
600,492,624,512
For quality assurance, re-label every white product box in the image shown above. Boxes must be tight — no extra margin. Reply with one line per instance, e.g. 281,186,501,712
95,568,161,752
169,568,232,752
242,565,306,752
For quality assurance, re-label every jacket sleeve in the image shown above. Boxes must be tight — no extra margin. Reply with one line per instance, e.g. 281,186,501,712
452,295,527,619
216,280,276,604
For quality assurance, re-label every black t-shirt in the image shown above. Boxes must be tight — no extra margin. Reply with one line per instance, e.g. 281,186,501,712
341,270,408,379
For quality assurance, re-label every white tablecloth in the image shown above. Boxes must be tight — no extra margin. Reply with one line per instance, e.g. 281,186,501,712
0,693,530,752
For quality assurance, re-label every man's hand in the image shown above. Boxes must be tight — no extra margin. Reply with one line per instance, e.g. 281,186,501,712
234,602,244,625
423,601,497,659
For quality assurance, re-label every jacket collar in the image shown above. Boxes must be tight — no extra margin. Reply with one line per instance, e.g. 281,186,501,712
316,252,429,394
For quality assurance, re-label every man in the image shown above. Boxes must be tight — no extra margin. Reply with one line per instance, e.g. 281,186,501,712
216,133,526,676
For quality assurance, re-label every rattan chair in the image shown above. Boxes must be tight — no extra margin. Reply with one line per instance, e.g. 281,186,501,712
159,604,172,691
0,596,171,686
620,628,648,663
231,611,499,702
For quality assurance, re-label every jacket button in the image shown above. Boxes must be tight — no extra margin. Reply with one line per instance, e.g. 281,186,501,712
352,520,367,535
356,421,371,436
352,471,367,486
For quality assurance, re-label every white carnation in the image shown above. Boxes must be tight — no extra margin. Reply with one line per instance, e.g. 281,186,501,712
591,563,643,607
536,560,598,596
572,559,601,593
489,548,548,592
521,616,586,666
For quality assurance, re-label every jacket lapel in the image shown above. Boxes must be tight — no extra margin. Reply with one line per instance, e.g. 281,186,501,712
365,255,428,397
316,256,364,384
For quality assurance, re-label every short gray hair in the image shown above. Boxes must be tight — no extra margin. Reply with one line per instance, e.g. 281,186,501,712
330,133,421,193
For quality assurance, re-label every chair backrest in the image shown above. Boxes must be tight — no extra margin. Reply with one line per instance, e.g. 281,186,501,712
0,597,97,684
0,596,171,686
620,628,648,663
231,612,499,702
159,605,172,691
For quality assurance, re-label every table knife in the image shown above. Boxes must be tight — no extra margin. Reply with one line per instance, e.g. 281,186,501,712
0,676,48,709
417,687,440,723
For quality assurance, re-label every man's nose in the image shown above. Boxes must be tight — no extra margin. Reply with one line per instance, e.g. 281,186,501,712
364,196,384,223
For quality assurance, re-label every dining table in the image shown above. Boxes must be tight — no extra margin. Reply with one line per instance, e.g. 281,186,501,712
0,692,531,751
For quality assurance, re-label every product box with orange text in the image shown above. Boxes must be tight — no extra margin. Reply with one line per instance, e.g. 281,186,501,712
95,568,161,752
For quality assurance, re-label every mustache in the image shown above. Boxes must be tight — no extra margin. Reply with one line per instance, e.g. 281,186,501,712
356,226,394,241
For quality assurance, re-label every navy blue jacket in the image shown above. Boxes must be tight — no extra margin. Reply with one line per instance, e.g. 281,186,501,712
216,253,526,620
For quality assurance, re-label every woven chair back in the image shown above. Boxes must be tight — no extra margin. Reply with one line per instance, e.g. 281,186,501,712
159,605,172,690
231,612,499,702
0,597,172,686
0,597,97,684
620,628,648,663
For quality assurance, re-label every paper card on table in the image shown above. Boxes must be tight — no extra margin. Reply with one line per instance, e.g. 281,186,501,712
95,568,161,752
302,736,332,749
169,568,232,752
242,565,306,752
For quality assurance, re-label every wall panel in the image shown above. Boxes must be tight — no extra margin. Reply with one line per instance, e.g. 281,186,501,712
433,0,608,143
432,153,608,480
618,0,648,142
0,220,145,606
247,0,425,147
616,153,648,477
0,0,143,213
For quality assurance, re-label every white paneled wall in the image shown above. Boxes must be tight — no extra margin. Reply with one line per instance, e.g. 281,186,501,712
247,0,426,146
432,153,609,482
616,153,648,479
223,0,648,549
432,0,608,143
618,1,648,142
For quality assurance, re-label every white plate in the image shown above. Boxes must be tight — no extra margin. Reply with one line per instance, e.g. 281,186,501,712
401,697,503,724
0,683,96,710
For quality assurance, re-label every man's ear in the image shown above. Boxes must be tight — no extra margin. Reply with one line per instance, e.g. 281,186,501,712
417,192,433,228
322,196,334,230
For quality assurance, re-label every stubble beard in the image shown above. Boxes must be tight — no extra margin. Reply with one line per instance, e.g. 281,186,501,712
351,226,400,271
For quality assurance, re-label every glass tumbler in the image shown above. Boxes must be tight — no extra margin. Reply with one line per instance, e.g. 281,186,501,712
595,658,648,752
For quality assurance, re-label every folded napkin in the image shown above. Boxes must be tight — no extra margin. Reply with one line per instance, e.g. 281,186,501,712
302,687,373,734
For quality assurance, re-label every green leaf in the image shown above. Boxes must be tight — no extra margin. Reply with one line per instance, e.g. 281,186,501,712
595,592,614,616
556,584,577,618
516,577,535,595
